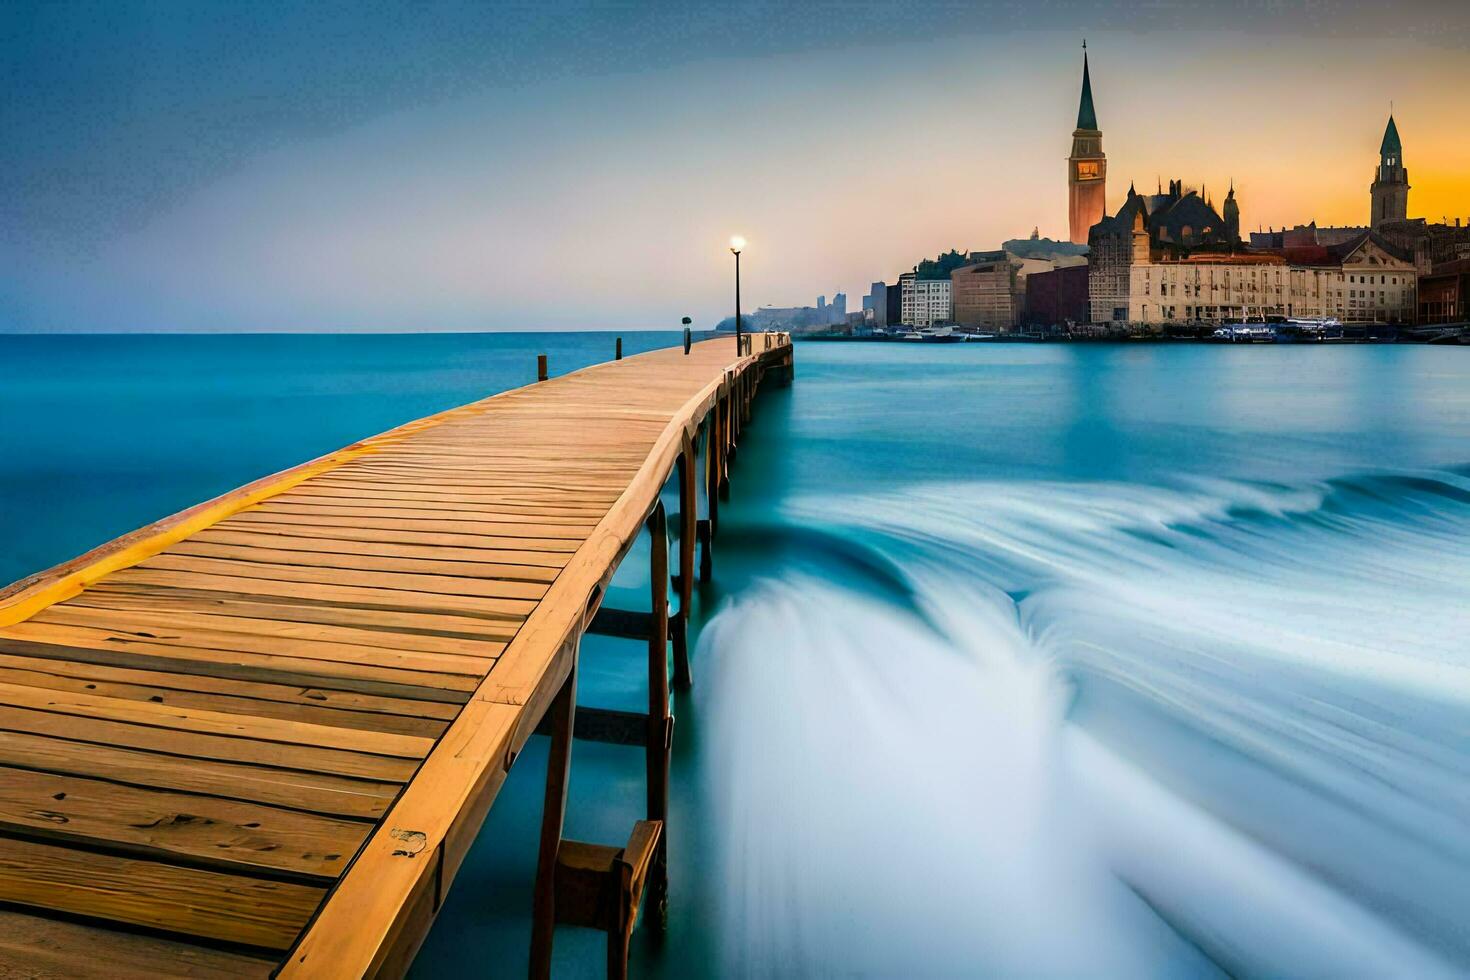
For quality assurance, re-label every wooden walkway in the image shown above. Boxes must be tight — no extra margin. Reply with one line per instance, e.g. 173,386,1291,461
0,333,792,978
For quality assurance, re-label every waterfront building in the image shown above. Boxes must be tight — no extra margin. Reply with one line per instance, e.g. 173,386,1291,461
900,272,952,327
1024,264,1090,329
951,253,1017,330
1067,45,1106,246
1370,114,1410,230
1417,257,1470,324
1087,180,1233,322
1128,231,1416,325
886,283,903,326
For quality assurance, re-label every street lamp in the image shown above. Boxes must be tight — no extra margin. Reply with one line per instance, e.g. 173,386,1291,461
729,236,745,352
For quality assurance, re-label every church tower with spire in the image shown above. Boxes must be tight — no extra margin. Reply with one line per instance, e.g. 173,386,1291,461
1370,113,1409,229
1067,42,1107,245
1223,181,1241,243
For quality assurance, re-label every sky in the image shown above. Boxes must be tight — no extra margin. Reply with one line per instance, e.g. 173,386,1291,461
3,0,1469,333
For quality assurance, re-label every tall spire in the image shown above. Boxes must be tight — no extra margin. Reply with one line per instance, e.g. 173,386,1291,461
1380,113,1402,156
1076,42,1098,131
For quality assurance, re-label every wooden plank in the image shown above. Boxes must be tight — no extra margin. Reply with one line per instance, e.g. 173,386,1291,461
105,567,538,621
223,510,588,550
248,504,596,539
268,492,605,523
0,650,460,721
36,597,507,659
0,907,275,979
74,585,525,645
0,835,325,950
175,538,562,585
207,517,583,554
188,527,570,570
0,730,398,820
0,657,450,738
9,618,494,678
0,705,419,782
0,634,482,701
136,553,552,602
287,482,618,505
0,767,370,879
0,681,433,758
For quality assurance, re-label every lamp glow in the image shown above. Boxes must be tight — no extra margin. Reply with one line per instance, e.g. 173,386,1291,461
729,235,746,254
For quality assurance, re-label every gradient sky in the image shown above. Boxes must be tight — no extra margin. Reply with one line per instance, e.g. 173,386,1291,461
3,0,1469,333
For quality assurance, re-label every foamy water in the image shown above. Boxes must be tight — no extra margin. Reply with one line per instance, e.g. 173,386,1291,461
697,471,1470,976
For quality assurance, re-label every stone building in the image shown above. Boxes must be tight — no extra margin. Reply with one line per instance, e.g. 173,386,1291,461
951,253,1018,330
1128,232,1416,325
1417,257,1470,325
1087,181,1233,322
1376,217,1470,274
1067,45,1106,246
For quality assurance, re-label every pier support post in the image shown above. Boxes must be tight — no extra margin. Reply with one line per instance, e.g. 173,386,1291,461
537,354,549,383
718,389,731,499
645,502,671,928
615,337,622,361
697,426,714,582
672,433,696,690
529,657,577,980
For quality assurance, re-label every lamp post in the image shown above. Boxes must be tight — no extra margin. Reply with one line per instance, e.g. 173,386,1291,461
729,236,745,352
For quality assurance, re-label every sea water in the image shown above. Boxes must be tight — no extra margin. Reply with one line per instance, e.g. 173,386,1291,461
3,336,1467,976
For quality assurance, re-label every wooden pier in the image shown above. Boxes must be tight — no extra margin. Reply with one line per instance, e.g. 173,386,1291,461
0,333,792,978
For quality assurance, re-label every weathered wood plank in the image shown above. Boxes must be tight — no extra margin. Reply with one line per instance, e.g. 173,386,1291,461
75,585,525,645
0,730,398,820
0,835,325,950
0,705,419,782
176,536,564,581
0,907,275,979
34,597,507,658
105,566,538,620
136,553,552,601
0,634,482,700
0,657,450,738
8,618,494,677
0,650,460,719
0,767,370,879
205,518,584,555
0,681,433,758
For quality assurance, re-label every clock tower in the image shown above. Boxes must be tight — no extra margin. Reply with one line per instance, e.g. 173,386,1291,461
1067,43,1106,245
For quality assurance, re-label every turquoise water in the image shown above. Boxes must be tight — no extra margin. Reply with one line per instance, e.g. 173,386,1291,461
3,336,1468,976
0,332,678,587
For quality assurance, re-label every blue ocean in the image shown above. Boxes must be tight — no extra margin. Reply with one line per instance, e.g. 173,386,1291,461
3,334,1468,976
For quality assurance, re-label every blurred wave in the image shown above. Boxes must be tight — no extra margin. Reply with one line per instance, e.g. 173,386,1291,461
696,467,1470,976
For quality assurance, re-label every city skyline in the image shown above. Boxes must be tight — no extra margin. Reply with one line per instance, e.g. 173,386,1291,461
4,1,1470,332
